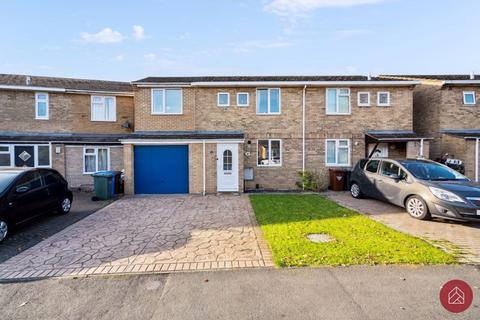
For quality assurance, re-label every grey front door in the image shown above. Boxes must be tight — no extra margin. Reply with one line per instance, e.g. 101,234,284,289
14,146,35,167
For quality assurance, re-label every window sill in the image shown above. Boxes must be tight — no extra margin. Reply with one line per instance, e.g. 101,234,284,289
257,164,282,168
462,104,476,106
326,113,351,116
35,117,49,120
256,113,281,116
325,164,351,167
90,120,117,122
150,113,184,116
376,105,391,107
237,104,249,107
358,105,371,108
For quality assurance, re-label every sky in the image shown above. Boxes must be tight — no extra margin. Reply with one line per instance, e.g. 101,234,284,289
0,0,478,81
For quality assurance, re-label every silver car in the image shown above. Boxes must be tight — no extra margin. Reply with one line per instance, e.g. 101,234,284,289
349,158,480,222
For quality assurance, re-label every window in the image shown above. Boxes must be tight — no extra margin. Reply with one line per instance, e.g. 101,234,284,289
16,171,42,190
217,92,230,107
35,92,49,120
365,160,380,173
0,145,11,167
325,139,350,166
237,92,249,107
83,147,109,174
380,161,401,177
377,92,391,107
91,96,116,121
223,150,233,171
326,88,350,114
463,91,476,105
257,139,281,166
37,145,50,167
357,92,370,107
151,89,183,114
257,88,280,114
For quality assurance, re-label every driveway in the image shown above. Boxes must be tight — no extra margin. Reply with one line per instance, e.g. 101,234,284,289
0,192,111,263
0,195,273,280
326,191,480,264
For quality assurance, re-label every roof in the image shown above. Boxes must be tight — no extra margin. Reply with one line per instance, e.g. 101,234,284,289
381,74,480,81
366,130,431,142
442,129,480,139
129,130,244,140
0,74,133,93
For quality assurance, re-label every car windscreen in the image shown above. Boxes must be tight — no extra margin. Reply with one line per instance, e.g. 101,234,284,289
399,161,468,181
0,173,17,193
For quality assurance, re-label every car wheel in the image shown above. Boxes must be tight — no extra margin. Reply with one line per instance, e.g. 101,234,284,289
405,196,431,220
0,220,8,242
350,182,363,199
58,197,72,214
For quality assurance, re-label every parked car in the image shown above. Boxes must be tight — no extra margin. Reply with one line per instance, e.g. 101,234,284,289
0,168,73,242
349,158,480,222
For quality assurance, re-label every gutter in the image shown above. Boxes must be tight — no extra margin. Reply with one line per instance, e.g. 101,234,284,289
0,85,133,96
132,81,420,87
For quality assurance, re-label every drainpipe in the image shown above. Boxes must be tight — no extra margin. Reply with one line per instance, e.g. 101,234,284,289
302,85,307,190
419,138,424,158
202,140,206,196
476,138,479,182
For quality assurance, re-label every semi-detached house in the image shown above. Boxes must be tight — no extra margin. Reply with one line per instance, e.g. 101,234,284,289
122,76,428,195
0,73,430,194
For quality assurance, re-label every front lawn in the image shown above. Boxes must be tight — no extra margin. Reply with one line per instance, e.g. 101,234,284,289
250,194,456,267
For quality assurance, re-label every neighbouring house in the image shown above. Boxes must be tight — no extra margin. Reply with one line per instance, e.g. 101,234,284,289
0,74,134,190
381,74,480,181
123,76,427,194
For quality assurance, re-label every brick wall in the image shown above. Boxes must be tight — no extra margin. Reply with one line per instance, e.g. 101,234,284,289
0,90,134,133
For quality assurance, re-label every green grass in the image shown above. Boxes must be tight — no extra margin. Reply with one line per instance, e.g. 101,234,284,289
250,194,456,267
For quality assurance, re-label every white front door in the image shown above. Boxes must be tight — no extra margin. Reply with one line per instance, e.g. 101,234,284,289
217,144,239,192
368,143,389,158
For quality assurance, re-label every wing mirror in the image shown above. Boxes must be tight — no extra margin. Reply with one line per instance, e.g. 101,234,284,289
15,186,30,194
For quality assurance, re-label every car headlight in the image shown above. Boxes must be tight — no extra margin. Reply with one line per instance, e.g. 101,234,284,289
429,187,466,203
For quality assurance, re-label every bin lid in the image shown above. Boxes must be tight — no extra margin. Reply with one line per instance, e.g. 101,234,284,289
92,171,115,177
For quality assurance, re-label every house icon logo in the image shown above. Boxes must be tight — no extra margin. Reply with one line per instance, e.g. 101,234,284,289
440,280,473,313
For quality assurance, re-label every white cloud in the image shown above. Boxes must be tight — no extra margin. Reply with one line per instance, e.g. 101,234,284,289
80,28,126,43
144,53,157,62
231,40,293,53
265,0,384,16
334,29,371,39
132,25,148,40
114,55,124,62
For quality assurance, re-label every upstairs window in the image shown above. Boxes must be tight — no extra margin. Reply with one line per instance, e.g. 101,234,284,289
35,92,49,120
91,96,116,121
217,92,230,107
257,88,280,114
463,91,476,105
357,92,370,107
377,92,391,107
151,89,183,114
326,88,350,114
326,139,350,166
237,92,249,107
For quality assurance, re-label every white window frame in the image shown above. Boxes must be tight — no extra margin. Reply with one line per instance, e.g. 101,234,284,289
237,92,249,107
325,139,351,167
257,139,282,167
326,88,351,115
217,92,230,107
377,91,391,107
151,88,183,115
463,91,476,105
357,92,371,107
0,144,51,168
35,92,49,120
83,147,110,174
256,88,281,115
90,96,116,122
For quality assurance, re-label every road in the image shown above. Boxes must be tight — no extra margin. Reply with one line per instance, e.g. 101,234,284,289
1,265,478,319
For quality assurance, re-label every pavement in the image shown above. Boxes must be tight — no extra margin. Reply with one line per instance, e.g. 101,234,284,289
0,192,111,263
0,195,273,280
0,265,479,320
326,191,480,264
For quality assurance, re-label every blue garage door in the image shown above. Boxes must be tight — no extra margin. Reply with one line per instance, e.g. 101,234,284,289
134,145,189,194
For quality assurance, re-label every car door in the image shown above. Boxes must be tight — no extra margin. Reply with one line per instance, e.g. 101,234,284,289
41,170,62,209
376,161,409,206
8,170,49,223
361,160,382,199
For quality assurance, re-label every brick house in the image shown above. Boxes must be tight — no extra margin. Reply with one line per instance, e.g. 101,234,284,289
123,76,427,194
0,74,134,189
381,74,480,181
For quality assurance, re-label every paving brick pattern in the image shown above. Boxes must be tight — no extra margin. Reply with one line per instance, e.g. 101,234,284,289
0,195,273,280
326,191,480,264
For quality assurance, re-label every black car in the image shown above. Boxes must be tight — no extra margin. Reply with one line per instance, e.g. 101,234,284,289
0,168,73,242
349,158,480,222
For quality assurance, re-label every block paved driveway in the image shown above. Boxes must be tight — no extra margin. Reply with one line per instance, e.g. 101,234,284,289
0,195,273,280
326,191,480,264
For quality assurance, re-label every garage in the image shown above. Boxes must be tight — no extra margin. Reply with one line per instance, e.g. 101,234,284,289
134,145,189,194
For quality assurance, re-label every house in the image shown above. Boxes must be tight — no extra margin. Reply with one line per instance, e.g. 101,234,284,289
123,76,427,194
0,74,134,190
381,74,480,181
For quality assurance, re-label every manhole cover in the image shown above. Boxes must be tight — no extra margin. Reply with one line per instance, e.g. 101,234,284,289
307,233,334,243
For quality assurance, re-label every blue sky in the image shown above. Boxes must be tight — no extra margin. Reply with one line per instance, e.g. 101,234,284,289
0,0,478,81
